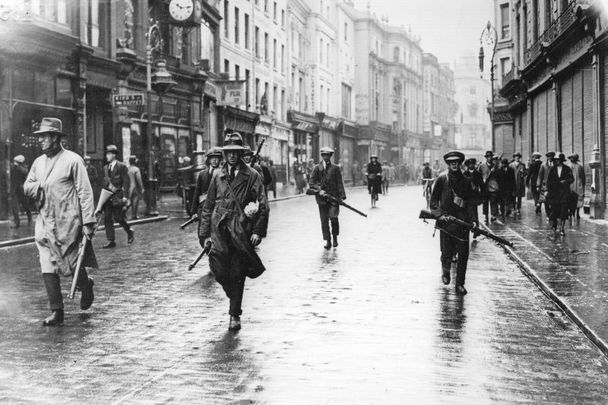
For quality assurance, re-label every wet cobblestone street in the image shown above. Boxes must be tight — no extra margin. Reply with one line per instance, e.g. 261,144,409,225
1,187,608,404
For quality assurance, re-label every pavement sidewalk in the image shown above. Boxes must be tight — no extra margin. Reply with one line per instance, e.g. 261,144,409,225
484,199,608,355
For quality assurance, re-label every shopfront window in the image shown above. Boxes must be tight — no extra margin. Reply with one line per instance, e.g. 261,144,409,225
35,72,54,105
55,77,73,107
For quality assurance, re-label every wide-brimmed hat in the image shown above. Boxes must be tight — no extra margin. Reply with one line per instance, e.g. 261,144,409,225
13,155,25,163
545,151,556,158
568,153,579,162
532,151,542,158
484,150,494,158
556,152,566,162
223,132,245,151
464,158,477,166
370,154,378,159
501,158,510,165
105,144,119,154
320,146,334,155
444,151,465,163
33,117,66,136
513,152,522,158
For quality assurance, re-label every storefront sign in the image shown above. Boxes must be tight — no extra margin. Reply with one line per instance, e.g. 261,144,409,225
204,81,218,99
219,80,246,106
114,93,144,106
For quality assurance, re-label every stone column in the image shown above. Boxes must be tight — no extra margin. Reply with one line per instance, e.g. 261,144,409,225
589,52,605,219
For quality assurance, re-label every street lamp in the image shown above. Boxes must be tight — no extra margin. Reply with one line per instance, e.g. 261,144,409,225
145,20,176,216
479,21,498,151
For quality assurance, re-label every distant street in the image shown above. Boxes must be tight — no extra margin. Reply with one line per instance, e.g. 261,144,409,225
1,186,608,404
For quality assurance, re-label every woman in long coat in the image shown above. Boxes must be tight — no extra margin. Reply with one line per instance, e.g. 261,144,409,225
568,153,586,219
546,153,574,235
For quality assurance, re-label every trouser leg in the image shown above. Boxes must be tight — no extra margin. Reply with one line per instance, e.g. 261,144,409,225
113,205,132,235
42,273,64,311
11,196,20,226
490,194,499,217
455,238,470,287
329,204,340,237
229,277,245,316
482,198,489,218
516,196,522,210
131,193,140,218
319,205,331,241
104,204,115,241
440,231,455,274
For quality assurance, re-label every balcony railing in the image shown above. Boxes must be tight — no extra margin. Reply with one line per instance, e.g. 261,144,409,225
523,0,581,67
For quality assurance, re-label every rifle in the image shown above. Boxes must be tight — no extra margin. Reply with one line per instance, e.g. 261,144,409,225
419,209,513,247
251,139,265,165
188,241,213,271
180,214,199,229
306,189,367,218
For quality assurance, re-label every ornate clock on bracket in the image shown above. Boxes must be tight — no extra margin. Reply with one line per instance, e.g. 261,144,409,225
168,0,202,26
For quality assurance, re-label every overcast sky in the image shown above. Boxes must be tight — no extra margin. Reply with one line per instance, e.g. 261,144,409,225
353,0,494,67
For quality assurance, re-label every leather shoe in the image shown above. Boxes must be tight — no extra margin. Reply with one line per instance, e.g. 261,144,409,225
332,236,338,248
442,274,451,285
455,285,468,295
229,315,241,331
102,241,116,249
80,278,94,310
323,240,331,250
43,309,64,326
127,230,135,244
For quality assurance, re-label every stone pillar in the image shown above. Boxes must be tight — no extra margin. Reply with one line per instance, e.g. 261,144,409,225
589,53,605,219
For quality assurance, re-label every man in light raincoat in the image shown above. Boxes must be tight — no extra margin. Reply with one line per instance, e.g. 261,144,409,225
199,132,269,331
24,118,97,326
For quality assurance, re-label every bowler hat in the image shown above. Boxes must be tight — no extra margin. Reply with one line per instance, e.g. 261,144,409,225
556,152,566,162
444,151,465,163
320,146,335,155
105,144,119,154
484,150,494,158
545,151,556,158
513,152,522,158
501,158,510,165
33,117,66,136
223,132,245,151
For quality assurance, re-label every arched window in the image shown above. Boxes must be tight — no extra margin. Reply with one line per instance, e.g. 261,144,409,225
393,46,400,63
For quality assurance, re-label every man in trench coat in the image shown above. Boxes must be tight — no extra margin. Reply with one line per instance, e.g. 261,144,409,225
199,132,269,331
547,153,574,236
23,118,96,326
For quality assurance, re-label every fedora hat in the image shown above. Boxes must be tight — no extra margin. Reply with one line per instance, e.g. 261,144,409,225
105,144,119,154
33,117,66,136
223,132,245,151
320,146,334,155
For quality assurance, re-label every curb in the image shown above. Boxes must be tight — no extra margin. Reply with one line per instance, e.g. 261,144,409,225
480,222,608,358
0,215,169,249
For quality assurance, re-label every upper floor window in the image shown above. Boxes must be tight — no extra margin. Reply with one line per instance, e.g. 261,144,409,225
500,3,510,39
85,0,108,49
30,0,68,25
393,46,400,63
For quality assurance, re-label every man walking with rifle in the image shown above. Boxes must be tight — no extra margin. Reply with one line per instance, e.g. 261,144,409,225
24,118,97,326
430,151,478,296
309,146,347,250
199,132,269,331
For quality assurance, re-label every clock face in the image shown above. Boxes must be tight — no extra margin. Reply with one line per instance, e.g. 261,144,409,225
169,0,194,22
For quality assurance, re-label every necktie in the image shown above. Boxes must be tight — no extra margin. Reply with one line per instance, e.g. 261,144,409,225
230,166,236,182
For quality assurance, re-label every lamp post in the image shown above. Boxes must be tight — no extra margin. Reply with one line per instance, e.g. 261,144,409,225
193,62,208,155
479,21,498,151
145,20,176,216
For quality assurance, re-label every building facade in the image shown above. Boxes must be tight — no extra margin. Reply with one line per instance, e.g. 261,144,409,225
0,0,222,218
454,54,492,161
495,0,608,217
